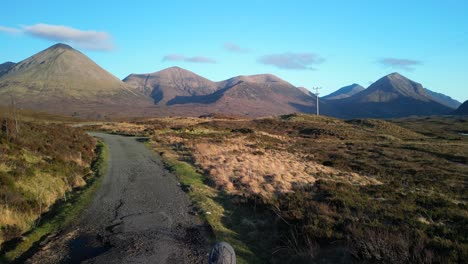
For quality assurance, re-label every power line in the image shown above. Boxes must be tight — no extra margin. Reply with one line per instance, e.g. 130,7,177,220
312,87,322,116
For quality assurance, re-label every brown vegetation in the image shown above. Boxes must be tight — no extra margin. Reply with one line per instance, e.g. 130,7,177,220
0,116,96,247
187,137,378,197
90,113,468,263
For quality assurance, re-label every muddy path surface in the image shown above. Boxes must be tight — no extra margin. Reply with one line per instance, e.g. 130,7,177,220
26,133,211,264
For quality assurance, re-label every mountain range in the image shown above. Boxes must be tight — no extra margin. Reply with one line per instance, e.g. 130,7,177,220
123,68,316,116
424,88,461,109
325,73,455,118
453,100,468,115
0,43,464,119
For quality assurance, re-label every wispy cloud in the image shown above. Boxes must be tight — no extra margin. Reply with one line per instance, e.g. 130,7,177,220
23,24,114,51
162,54,216,64
185,56,216,63
0,23,114,51
379,58,422,71
0,26,22,34
224,42,250,53
258,52,325,70
162,54,186,61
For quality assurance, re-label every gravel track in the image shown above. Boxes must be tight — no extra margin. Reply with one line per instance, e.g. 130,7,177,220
27,132,210,264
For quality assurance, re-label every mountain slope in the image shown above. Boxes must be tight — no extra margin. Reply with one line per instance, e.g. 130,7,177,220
0,44,133,98
0,43,148,118
0,62,15,78
124,69,318,116
123,67,219,105
211,75,317,116
297,87,313,96
453,100,468,115
323,83,364,100
327,73,453,118
352,73,429,102
424,88,461,109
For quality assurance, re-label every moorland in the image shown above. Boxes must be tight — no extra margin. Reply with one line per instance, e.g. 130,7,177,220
85,113,468,263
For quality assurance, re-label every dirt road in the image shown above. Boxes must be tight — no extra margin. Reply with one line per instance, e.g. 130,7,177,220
27,133,210,263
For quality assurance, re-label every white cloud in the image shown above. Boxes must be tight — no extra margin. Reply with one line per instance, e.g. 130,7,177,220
259,52,325,70
0,23,114,51
162,54,186,61
162,54,217,64
379,58,422,71
0,26,22,34
224,42,250,53
185,56,216,63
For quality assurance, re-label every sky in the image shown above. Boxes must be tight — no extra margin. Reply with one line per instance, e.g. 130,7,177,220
1,0,467,101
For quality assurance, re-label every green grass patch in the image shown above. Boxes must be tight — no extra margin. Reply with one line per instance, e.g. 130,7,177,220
0,140,108,263
161,157,262,264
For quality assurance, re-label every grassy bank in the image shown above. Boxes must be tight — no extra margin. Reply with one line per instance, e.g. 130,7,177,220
0,140,108,263
0,120,97,244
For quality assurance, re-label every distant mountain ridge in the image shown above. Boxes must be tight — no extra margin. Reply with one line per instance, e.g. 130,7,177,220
351,73,430,103
0,62,15,78
0,43,460,119
123,67,316,116
453,100,468,115
123,67,219,105
424,88,461,109
0,43,149,118
327,73,453,118
1,43,133,98
323,83,365,100
323,80,460,110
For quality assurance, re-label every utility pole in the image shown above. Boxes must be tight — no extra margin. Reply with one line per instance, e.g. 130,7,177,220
312,87,322,116
10,96,19,135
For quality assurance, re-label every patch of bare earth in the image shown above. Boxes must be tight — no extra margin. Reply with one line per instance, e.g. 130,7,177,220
24,230,79,264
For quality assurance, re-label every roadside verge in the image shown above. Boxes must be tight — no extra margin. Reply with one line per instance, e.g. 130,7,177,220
156,149,263,264
0,140,108,263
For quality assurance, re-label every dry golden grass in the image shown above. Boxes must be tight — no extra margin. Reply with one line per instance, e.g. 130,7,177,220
0,148,90,245
0,205,35,231
346,119,425,140
0,163,11,173
91,115,440,202
125,115,467,263
96,122,147,135
145,117,209,126
0,120,96,246
1,173,69,234
160,134,380,199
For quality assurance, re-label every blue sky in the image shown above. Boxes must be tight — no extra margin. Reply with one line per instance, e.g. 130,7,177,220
1,0,467,101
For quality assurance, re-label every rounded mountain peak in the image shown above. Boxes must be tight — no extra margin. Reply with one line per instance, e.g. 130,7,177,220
47,43,74,51
384,72,408,81
355,72,430,102
226,74,291,86
154,66,203,77
388,72,402,76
